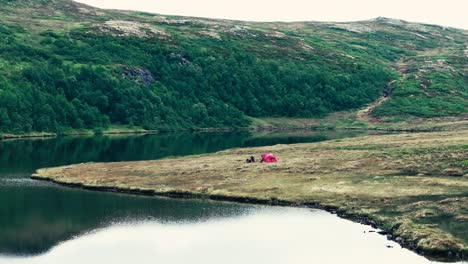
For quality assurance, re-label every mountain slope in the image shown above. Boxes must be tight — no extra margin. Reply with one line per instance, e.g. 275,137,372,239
0,0,466,133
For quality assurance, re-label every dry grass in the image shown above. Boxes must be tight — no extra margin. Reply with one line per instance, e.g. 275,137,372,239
34,129,468,258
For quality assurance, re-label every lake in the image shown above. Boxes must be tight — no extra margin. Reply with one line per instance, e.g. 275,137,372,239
0,131,464,263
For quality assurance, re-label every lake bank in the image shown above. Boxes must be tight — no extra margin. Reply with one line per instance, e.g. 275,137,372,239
4,130,368,256
33,129,468,261
3,115,467,141
0,127,158,140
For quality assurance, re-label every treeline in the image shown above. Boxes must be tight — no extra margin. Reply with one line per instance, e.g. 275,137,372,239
0,23,394,133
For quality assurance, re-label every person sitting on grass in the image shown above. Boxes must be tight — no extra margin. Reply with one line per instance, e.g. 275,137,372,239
245,156,255,163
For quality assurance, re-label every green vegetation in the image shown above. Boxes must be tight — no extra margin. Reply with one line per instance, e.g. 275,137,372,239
0,1,466,134
373,72,468,118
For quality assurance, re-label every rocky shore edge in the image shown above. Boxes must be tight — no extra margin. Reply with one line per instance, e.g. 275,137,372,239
31,174,467,262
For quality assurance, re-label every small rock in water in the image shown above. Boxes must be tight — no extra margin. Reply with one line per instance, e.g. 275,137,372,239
386,245,394,248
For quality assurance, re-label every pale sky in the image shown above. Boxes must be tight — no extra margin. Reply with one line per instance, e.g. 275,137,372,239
74,0,468,30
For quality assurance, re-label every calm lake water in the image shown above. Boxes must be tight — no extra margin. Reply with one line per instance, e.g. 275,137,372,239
0,131,464,264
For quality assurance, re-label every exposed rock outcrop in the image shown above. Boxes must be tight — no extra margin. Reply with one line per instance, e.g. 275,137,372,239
122,67,155,86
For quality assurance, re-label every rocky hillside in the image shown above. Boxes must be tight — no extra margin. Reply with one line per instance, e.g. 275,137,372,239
0,0,466,133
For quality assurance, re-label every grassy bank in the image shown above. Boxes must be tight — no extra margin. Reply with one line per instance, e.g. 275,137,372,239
250,114,468,132
0,132,56,140
0,125,158,140
3,114,466,141
33,129,468,261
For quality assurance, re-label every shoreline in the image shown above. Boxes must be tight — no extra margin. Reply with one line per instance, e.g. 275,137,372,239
0,130,159,141
2,115,467,141
0,125,449,141
32,130,468,262
30,174,463,262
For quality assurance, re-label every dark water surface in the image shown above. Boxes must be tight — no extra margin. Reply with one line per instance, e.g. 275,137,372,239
0,131,462,264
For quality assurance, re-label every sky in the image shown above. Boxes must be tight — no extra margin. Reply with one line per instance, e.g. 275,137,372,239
74,0,468,30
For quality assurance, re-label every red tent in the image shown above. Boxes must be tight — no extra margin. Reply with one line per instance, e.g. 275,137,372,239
261,153,279,163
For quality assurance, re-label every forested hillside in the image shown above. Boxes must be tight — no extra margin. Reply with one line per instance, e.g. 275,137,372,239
0,0,466,133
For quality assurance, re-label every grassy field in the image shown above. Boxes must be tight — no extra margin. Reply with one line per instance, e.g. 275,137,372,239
34,129,468,261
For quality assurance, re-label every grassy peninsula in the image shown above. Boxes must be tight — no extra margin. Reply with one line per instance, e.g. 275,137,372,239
3,0,467,260
34,129,468,261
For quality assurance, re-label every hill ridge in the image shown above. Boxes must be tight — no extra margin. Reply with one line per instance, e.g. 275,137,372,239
0,0,466,133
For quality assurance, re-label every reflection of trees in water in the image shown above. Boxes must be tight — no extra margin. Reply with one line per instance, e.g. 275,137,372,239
0,130,367,256
0,130,368,174
0,187,254,256
0,132,251,174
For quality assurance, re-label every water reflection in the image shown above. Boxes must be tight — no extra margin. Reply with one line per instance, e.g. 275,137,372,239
0,130,365,175
0,130,373,257
1,208,459,264
0,189,254,256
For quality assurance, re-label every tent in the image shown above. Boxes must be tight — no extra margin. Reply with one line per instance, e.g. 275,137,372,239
261,153,279,163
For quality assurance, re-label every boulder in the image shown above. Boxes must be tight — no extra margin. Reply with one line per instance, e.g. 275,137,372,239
442,168,464,177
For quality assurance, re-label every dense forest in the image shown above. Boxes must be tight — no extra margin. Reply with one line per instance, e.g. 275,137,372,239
0,0,466,133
